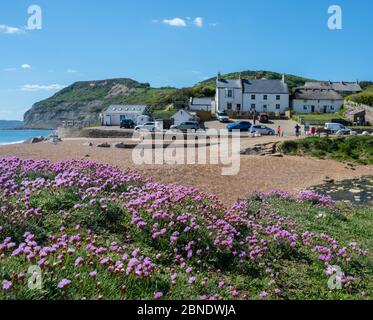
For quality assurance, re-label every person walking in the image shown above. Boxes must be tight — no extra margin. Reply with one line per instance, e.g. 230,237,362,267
277,126,281,137
295,124,301,137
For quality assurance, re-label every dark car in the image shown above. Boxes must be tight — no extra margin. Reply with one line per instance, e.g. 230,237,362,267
227,121,252,132
170,121,200,132
258,113,270,123
331,118,353,127
120,119,135,129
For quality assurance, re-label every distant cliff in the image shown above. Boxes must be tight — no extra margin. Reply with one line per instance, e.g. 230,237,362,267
23,78,181,129
0,120,22,129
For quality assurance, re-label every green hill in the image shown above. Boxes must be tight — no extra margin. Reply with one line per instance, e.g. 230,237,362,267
194,70,314,92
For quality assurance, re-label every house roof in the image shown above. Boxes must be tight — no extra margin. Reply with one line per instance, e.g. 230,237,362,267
104,105,148,114
293,87,343,100
216,79,242,89
190,97,213,105
243,79,289,94
330,82,362,93
217,78,289,94
305,81,362,93
170,109,197,119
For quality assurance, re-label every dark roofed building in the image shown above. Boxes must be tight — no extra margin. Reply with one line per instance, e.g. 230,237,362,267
292,87,344,114
305,81,362,95
215,74,289,114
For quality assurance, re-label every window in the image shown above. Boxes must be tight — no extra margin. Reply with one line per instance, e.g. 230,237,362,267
227,103,232,110
236,104,241,112
227,89,233,98
263,95,268,100
251,95,256,100
251,104,256,110
263,105,267,110
276,95,281,100
303,105,308,110
330,106,335,110
276,104,281,110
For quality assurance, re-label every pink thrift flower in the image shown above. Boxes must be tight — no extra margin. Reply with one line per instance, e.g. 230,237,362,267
188,276,196,284
57,279,71,289
154,292,163,299
89,271,97,278
2,280,12,290
260,291,268,298
74,257,84,266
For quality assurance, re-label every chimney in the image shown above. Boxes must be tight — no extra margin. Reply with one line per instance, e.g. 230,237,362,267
282,74,286,83
217,72,222,81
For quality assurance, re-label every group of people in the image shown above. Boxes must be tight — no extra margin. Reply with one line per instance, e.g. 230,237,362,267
275,124,302,137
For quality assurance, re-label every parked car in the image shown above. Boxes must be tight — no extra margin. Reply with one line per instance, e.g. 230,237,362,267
135,122,160,132
170,121,200,132
250,125,275,135
324,123,350,134
120,119,135,129
227,121,252,132
331,118,353,127
258,113,270,123
217,111,230,123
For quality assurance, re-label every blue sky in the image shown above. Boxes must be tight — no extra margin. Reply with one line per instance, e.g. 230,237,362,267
1,0,372,120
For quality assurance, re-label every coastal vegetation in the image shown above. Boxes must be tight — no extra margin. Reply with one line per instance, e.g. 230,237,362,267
0,158,371,300
346,87,373,108
280,136,373,165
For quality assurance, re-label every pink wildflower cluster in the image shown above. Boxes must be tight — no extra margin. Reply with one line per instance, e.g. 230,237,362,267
0,158,368,299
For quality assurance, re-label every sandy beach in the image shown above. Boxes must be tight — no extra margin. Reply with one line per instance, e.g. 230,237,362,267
0,137,372,205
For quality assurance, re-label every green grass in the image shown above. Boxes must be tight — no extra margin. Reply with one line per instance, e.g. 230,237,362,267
292,108,346,125
280,136,373,165
247,197,373,299
152,109,178,120
346,88,373,107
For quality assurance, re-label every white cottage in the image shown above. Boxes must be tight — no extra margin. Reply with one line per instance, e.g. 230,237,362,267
216,74,289,114
170,109,198,126
292,87,344,114
102,105,149,126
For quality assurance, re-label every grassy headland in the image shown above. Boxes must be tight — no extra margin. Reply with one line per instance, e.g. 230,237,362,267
280,136,373,165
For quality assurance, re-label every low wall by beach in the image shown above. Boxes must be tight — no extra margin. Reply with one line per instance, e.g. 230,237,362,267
57,127,134,139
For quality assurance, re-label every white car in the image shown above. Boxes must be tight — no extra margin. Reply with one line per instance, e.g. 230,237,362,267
135,122,160,132
217,111,230,123
324,123,350,134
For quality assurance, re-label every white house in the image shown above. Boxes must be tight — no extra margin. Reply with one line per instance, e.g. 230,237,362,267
292,87,344,114
170,109,198,126
216,74,289,114
102,105,150,126
189,97,213,112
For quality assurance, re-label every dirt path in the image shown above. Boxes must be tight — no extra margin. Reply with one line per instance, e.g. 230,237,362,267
1,138,372,205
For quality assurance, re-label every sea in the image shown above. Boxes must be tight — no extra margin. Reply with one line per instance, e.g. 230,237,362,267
0,129,54,145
